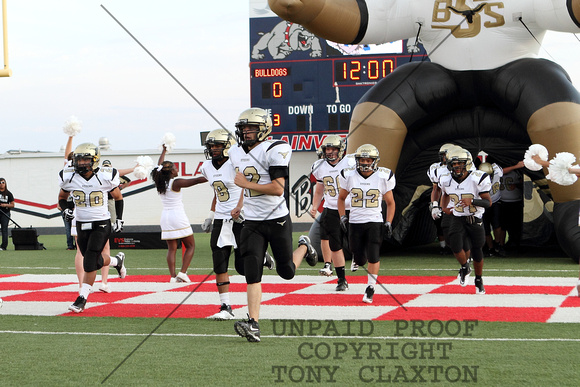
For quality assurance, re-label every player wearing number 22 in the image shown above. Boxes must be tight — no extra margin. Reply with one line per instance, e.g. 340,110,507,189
439,148,492,295
58,143,126,313
338,144,396,304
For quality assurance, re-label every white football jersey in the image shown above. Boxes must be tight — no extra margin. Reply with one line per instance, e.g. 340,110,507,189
311,154,355,210
200,158,242,220
439,170,492,218
488,163,504,203
360,0,579,71
339,167,396,224
500,170,523,203
427,162,447,184
59,167,120,222
228,140,292,220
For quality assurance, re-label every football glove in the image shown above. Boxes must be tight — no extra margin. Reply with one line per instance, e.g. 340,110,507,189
384,221,393,239
232,212,244,224
201,211,214,233
340,215,348,234
62,208,74,222
113,219,124,233
430,201,442,220
201,218,213,232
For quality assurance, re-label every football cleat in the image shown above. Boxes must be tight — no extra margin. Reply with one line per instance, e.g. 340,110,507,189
335,278,348,291
176,272,191,283
350,260,359,272
114,252,126,279
234,315,261,342
263,251,275,270
298,235,318,266
319,263,333,276
99,284,111,293
169,277,177,283
475,278,485,294
458,263,472,287
68,295,87,313
209,304,235,320
362,285,375,304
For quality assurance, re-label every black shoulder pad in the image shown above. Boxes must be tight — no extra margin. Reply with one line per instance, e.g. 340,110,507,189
266,140,288,152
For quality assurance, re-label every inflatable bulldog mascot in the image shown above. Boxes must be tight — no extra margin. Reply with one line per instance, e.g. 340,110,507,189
269,0,580,260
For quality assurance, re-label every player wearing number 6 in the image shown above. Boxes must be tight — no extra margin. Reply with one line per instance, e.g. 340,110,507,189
439,148,492,294
337,144,396,304
57,143,127,313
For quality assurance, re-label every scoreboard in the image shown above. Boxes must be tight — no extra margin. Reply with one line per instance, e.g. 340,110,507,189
250,55,419,133
249,9,427,147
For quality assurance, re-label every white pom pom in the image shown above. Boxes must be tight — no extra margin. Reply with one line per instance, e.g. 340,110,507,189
523,144,549,171
160,132,176,153
548,152,578,186
63,116,82,136
133,166,149,180
133,156,155,180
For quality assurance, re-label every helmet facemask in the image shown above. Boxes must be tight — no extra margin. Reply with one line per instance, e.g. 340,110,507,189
234,108,272,147
73,143,100,176
354,144,380,173
204,129,235,161
321,135,345,163
74,155,95,176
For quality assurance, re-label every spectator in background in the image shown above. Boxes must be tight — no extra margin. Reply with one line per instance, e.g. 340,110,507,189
499,162,526,254
0,178,15,251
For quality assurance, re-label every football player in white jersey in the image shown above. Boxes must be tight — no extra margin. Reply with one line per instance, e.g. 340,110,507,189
428,143,458,255
478,161,504,257
200,129,245,320
439,148,492,294
58,143,127,313
310,135,355,290
337,144,396,304
229,108,318,342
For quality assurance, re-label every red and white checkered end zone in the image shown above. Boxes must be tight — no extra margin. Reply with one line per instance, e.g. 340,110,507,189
1,274,579,322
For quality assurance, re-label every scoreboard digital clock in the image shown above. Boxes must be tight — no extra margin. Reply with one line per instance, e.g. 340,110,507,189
249,11,427,149
250,55,423,133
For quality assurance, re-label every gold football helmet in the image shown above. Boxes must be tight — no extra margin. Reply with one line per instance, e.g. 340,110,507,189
73,143,100,175
354,144,380,172
478,162,494,178
438,143,457,164
320,135,346,162
234,107,272,147
204,129,236,160
447,147,473,177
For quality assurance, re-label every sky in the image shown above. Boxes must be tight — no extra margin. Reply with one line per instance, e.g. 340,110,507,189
1,1,580,154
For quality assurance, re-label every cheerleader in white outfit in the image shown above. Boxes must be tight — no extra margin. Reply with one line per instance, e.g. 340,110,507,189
152,144,207,282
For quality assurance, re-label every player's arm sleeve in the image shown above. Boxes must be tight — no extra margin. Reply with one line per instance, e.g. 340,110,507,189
356,0,416,44
534,0,580,30
269,166,289,180
115,199,124,220
267,141,292,180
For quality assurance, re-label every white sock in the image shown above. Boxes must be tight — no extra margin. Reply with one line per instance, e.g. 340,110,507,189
80,283,92,299
109,257,118,267
440,241,446,248
219,292,230,305
367,273,377,287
